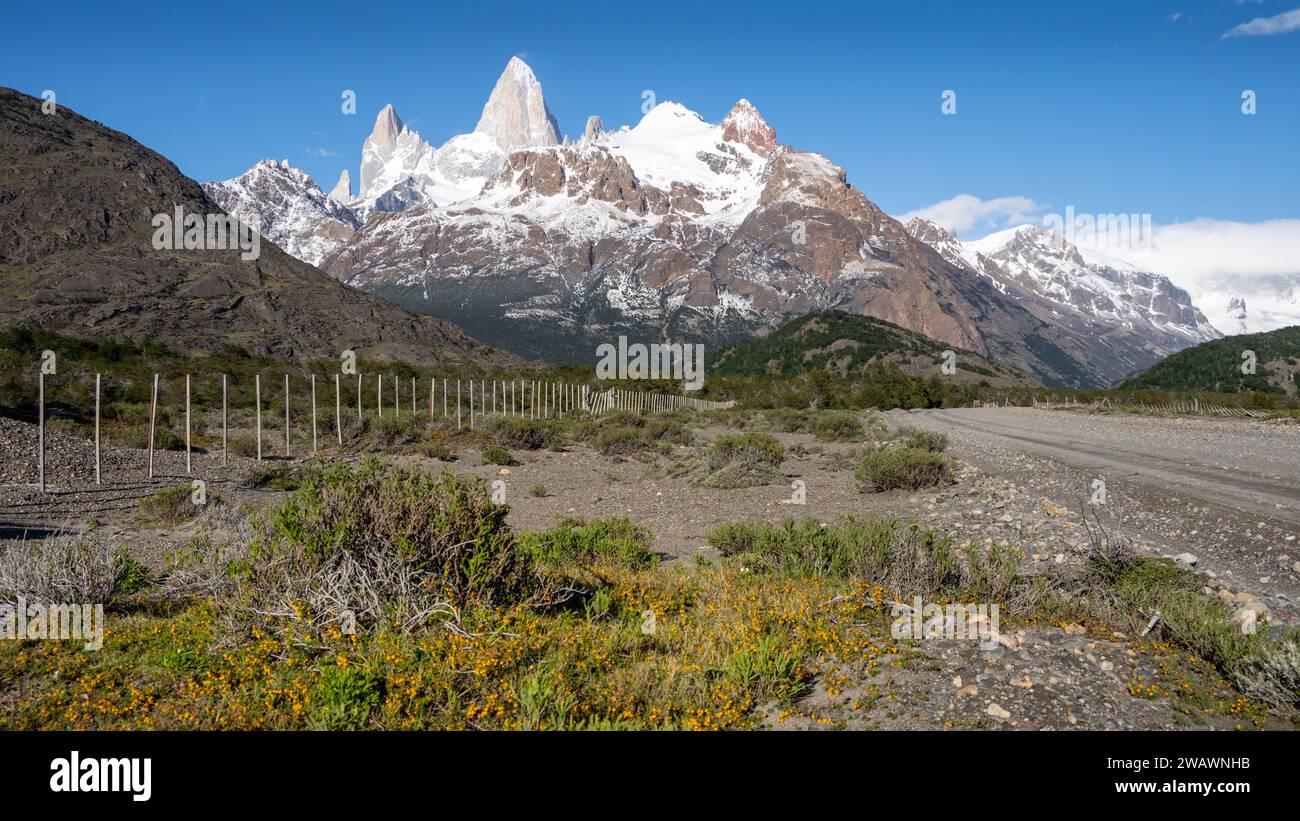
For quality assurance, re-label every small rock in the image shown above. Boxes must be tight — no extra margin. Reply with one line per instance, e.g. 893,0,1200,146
985,702,1012,720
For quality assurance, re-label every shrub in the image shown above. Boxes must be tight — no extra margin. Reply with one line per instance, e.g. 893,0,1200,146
519,517,658,570
229,435,260,458
414,441,456,461
898,427,948,452
594,425,648,456
705,515,1030,609
529,484,547,498
766,408,812,433
855,446,953,491
481,445,516,465
242,463,303,491
138,484,205,525
0,532,129,606
236,458,536,633
812,410,864,441
490,416,559,450
699,433,785,488
310,664,383,730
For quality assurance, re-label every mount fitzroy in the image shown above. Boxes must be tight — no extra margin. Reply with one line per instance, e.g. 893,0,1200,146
207,58,1219,387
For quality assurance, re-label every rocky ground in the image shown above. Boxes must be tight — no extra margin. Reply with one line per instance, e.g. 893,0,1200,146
1,408,1295,730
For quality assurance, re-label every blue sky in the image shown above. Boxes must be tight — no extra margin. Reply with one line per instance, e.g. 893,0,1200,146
2,0,1297,237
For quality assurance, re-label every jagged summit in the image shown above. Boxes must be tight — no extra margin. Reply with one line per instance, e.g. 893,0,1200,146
578,115,604,147
328,169,352,204
721,98,777,156
473,56,561,152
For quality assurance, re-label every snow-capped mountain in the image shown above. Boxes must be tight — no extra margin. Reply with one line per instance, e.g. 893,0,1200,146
320,89,1112,385
211,57,1222,387
905,219,1221,380
203,159,361,267
1184,276,1300,335
351,57,560,213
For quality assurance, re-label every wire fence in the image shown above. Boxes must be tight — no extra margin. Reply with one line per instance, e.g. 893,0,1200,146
20,371,733,492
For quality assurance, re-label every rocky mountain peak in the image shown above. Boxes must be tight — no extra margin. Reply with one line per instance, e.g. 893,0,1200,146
360,103,409,198
474,56,561,152
1226,296,1248,334
579,115,605,147
328,169,352,204
721,98,777,156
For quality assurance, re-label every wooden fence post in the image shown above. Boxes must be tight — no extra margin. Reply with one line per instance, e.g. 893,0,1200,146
38,370,45,492
255,374,262,461
94,373,101,485
147,373,158,478
284,373,290,457
222,374,228,467
185,374,192,474
311,374,318,455
456,380,462,429
336,374,343,445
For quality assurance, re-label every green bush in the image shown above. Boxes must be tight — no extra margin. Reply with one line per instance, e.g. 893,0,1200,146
899,427,948,452
414,441,457,461
813,410,864,441
490,416,560,450
855,446,952,491
519,517,658,570
594,425,649,456
238,458,535,632
698,433,785,488
705,515,1027,608
766,408,812,433
481,445,516,465
138,484,204,525
310,665,383,730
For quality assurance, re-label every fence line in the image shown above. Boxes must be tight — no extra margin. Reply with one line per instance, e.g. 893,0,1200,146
1033,396,1270,418
23,370,735,490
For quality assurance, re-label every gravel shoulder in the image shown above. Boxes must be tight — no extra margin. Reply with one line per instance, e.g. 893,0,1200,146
898,407,1300,618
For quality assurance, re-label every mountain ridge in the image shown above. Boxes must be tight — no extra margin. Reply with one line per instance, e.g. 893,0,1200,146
0,86,517,368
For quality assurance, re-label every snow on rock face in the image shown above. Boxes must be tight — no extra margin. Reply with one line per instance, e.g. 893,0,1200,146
359,105,404,199
579,115,605,147
599,102,767,224
908,219,1222,351
328,169,352,204
473,56,561,152
204,159,360,267
1187,276,1300,334
721,98,777,157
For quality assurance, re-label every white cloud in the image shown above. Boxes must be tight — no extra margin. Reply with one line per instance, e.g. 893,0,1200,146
1222,6,1300,38
899,193,1042,235
1119,218,1300,283
305,147,340,158
1168,12,1183,23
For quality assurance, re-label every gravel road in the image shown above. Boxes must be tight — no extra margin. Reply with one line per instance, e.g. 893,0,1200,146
900,407,1300,613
